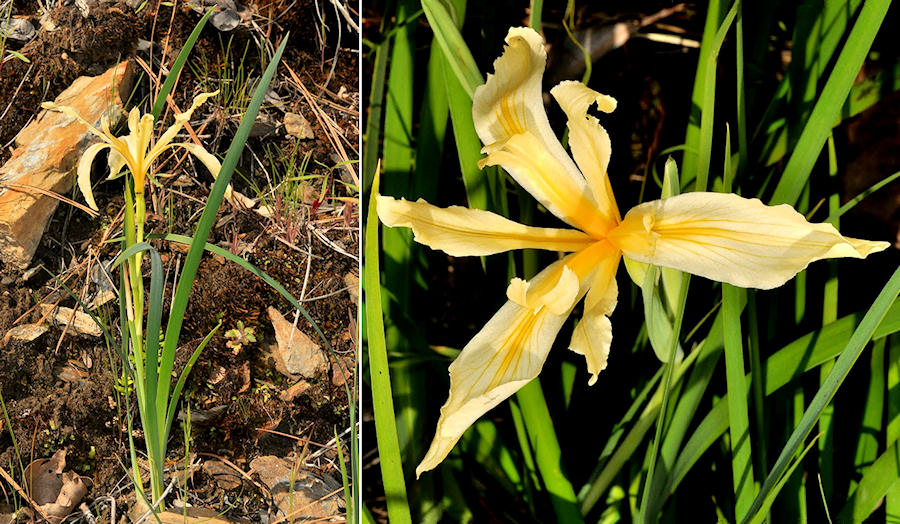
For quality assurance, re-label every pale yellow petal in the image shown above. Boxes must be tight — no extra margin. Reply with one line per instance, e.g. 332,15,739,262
77,143,110,211
478,132,609,237
107,149,127,180
506,240,615,314
376,195,594,256
472,27,605,236
608,192,891,289
137,113,155,162
417,285,574,476
127,107,140,134
569,243,619,385
169,142,242,205
570,313,612,386
550,80,620,230
148,91,219,158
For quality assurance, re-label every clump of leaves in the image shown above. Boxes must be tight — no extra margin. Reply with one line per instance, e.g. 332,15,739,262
225,321,256,354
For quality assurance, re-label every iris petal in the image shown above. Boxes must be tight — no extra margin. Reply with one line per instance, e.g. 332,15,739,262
473,28,605,235
609,192,891,289
376,195,594,256
551,81,620,230
416,290,575,477
77,143,110,211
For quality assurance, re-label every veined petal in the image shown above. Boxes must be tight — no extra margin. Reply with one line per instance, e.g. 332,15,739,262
608,192,891,289
507,240,615,314
77,143,110,211
551,81,620,230
473,27,603,235
479,132,608,237
148,91,219,159
376,195,594,256
569,241,620,385
417,279,575,476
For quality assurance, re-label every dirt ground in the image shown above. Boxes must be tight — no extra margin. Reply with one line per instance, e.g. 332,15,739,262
0,0,358,521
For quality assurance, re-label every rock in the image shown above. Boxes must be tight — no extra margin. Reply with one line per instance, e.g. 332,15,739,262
88,289,115,309
283,112,314,139
6,324,47,343
0,18,36,43
211,8,241,31
38,12,56,31
249,456,342,520
267,307,328,379
264,88,285,111
248,111,278,138
0,62,133,268
202,460,243,491
177,405,227,424
40,305,102,337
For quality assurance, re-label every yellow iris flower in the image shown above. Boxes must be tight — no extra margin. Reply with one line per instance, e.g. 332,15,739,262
42,91,234,211
376,27,890,476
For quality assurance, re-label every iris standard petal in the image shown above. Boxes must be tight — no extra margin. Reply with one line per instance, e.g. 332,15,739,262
126,107,141,134
550,80,620,230
416,288,575,476
376,195,594,256
473,27,604,235
77,143,110,211
608,192,891,289
478,132,610,237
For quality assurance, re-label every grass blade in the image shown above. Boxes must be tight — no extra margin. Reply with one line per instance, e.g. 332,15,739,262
742,266,900,523
365,167,412,523
421,0,483,98
723,282,755,520
150,9,214,120
769,0,891,206
157,34,289,431
840,436,900,522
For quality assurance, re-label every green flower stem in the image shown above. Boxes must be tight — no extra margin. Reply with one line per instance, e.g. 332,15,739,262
515,380,584,523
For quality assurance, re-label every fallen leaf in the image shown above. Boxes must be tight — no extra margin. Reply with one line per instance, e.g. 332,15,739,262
23,450,89,523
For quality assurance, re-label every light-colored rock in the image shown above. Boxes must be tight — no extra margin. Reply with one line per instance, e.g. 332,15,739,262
6,323,47,342
211,8,241,31
0,18,36,42
0,62,133,268
284,112,314,139
202,460,243,491
267,307,328,378
249,456,342,520
40,305,103,337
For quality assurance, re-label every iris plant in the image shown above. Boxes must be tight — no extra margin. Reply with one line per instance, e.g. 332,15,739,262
376,27,890,476
42,91,235,505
